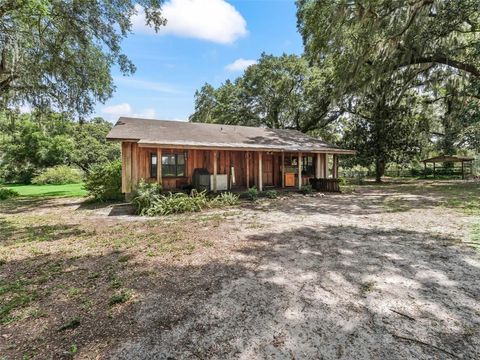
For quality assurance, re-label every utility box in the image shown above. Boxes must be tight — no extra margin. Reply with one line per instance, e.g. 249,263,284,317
210,174,228,191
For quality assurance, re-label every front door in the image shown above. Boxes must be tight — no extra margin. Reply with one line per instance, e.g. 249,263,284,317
263,154,274,186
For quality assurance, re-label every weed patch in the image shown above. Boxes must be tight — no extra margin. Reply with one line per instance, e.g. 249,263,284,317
108,291,131,306
58,316,81,331
0,278,37,324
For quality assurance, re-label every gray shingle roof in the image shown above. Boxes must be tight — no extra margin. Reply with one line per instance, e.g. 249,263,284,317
106,117,355,153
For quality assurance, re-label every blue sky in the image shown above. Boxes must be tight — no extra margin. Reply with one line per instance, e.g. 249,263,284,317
95,0,303,122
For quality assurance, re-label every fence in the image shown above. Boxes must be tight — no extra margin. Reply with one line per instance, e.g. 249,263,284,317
339,167,473,180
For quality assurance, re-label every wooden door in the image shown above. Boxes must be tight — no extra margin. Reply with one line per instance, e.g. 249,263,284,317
263,154,274,186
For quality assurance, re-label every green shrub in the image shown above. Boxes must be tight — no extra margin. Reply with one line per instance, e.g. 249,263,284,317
0,164,37,184
108,291,131,306
211,192,240,206
246,186,258,201
84,160,123,201
140,190,209,216
131,180,162,214
134,190,240,216
301,184,313,194
265,190,278,199
0,186,19,200
32,165,83,185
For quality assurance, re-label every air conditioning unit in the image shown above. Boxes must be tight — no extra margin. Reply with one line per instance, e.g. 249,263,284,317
210,174,228,191
192,168,210,190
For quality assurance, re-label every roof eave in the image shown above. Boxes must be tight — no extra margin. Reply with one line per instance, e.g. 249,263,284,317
136,140,355,154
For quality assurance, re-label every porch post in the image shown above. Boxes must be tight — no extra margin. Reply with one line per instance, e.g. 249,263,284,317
122,142,132,193
324,154,329,178
258,151,263,192
316,153,321,179
298,151,302,189
333,154,338,179
131,143,138,189
156,148,162,186
213,150,218,192
245,151,250,189
281,152,285,188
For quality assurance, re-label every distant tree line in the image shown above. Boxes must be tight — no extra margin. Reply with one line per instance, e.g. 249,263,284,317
0,110,119,183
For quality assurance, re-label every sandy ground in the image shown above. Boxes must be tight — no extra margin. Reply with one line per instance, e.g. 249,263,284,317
108,188,480,360
1,183,479,359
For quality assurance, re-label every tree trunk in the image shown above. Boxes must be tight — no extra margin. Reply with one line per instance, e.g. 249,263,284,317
375,158,385,183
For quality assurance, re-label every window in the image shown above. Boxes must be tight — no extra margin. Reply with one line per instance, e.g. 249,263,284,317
150,153,157,178
162,153,186,177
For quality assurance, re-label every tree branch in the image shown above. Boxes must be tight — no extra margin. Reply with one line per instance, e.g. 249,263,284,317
400,55,480,77
392,0,434,38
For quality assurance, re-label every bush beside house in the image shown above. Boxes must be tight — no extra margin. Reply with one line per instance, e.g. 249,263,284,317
84,160,123,201
132,184,240,216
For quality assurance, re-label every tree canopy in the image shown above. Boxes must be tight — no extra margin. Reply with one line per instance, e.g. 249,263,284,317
0,111,119,183
0,0,165,116
297,0,480,88
190,53,340,134
295,0,480,179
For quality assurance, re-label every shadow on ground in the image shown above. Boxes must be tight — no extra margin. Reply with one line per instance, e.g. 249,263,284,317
1,182,479,359
107,224,480,359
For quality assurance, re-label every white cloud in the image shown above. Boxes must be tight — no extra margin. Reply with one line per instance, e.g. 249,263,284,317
102,103,156,121
132,0,247,44
114,76,180,94
225,58,257,72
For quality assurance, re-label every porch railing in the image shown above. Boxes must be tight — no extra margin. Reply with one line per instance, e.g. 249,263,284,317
309,178,341,192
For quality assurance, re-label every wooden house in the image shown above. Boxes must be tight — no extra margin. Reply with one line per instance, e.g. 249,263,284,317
106,117,355,194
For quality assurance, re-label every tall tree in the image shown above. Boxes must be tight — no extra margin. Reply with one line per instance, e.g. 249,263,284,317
190,53,340,132
297,0,480,88
341,77,426,182
297,0,480,179
0,0,165,116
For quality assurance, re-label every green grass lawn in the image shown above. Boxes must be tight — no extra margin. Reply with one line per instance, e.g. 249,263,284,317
5,183,87,198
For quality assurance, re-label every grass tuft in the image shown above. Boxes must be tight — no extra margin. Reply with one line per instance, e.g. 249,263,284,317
108,291,131,306
58,316,81,332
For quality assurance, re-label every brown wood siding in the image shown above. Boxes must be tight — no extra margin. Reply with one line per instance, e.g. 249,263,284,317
262,154,274,186
121,143,327,192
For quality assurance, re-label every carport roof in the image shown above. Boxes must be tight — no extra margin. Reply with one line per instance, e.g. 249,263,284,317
422,155,475,163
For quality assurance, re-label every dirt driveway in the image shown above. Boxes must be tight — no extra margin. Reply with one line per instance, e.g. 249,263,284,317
1,182,480,359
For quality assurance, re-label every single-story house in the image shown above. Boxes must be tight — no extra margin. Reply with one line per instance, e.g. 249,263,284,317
106,117,355,194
